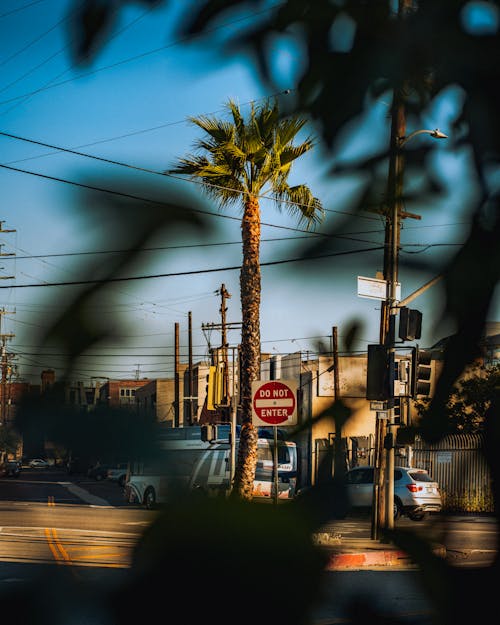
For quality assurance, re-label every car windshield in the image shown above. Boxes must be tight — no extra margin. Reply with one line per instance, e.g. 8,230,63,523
408,470,434,483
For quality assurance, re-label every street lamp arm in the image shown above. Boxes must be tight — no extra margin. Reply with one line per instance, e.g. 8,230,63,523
397,274,443,308
398,128,448,147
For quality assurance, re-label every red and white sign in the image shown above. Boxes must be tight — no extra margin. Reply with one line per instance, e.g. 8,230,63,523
251,380,297,426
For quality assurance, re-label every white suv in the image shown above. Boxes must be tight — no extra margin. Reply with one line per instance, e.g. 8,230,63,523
345,465,442,521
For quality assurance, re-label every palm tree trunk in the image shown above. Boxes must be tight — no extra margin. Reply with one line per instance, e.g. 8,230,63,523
232,194,261,499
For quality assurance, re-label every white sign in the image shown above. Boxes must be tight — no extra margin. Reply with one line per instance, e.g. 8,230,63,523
436,451,452,464
251,380,297,426
357,276,401,301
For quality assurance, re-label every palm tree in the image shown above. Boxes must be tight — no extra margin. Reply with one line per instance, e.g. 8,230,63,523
168,98,324,499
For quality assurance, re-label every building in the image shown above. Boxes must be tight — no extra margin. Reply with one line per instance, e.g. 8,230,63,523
97,378,152,409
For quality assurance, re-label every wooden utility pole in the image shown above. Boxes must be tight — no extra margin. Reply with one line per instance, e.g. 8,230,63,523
174,322,180,427
219,284,230,407
188,311,194,425
332,327,345,478
0,223,16,427
0,309,15,426
372,0,413,540
332,326,340,401
201,284,242,421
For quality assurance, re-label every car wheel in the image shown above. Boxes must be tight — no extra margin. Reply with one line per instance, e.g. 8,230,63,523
408,510,427,521
393,498,402,521
144,487,156,510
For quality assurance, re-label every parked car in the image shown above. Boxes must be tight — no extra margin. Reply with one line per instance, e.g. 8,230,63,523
87,463,110,481
345,465,442,521
1,459,21,477
29,458,49,469
106,463,129,487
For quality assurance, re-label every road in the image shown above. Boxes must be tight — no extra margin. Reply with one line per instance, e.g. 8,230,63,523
0,466,152,581
0,467,497,625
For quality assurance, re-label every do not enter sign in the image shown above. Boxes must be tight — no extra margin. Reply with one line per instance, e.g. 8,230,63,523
251,380,297,426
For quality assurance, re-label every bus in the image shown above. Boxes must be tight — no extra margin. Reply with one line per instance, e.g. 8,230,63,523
124,426,298,509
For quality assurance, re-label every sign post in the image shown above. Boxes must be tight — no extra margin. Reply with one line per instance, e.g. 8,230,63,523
251,380,297,505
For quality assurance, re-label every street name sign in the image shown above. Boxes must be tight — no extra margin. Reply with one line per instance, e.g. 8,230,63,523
357,276,401,301
251,380,297,426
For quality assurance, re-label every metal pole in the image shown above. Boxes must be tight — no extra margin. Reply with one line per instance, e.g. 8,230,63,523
273,425,278,506
229,346,238,494
230,394,237,492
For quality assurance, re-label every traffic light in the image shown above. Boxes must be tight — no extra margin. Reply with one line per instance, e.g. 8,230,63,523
206,365,223,410
411,347,433,397
393,397,401,425
366,345,394,401
201,424,217,442
398,307,422,341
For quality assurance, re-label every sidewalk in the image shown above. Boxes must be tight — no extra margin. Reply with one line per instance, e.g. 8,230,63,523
314,533,447,570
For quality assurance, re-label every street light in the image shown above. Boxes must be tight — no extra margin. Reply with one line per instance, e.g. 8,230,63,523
372,121,448,539
398,128,448,147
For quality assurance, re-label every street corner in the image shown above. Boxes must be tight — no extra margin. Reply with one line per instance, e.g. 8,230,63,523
325,547,412,570
323,540,447,570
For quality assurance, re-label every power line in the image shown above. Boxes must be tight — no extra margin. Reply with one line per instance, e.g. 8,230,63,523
0,11,68,71
0,1,45,20
0,2,158,116
1,128,380,223
0,2,284,106
2,91,294,161
0,244,383,289
0,161,387,251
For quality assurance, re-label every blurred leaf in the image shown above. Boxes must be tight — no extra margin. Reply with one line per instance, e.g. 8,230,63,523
112,495,328,625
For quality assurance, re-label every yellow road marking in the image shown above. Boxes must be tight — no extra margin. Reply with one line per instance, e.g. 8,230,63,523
44,529,130,569
45,527,71,564
44,528,62,564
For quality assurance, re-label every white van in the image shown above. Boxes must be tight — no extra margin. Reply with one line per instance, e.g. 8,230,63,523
124,428,297,509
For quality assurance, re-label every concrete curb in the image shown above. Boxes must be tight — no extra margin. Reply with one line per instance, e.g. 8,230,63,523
316,537,447,570
325,547,413,570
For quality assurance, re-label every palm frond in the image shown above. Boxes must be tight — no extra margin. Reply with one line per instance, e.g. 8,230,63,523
280,143,314,167
171,97,323,223
276,116,309,147
274,183,325,228
190,116,235,146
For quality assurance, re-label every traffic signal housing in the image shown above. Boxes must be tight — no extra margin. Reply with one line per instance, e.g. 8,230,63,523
411,347,433,397
366,345,394,401
206,365,224,410
399,307,422,341
393,397,401,425
201,424,217,442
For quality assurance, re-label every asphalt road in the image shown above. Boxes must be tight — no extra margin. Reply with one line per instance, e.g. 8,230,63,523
0,467,497,625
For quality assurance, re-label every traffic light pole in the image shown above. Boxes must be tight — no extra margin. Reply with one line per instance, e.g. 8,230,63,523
372,19,409,536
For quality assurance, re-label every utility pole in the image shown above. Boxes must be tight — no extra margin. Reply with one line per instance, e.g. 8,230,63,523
331,326,345,478
219,284,230,408
188,311,194,425
332,327,340,401
0,223,16,428
174,322,180,427
0,309,15,427
371,0,413,539
201,284,242,421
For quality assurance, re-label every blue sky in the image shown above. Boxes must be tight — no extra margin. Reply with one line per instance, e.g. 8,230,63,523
0,0,497,385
